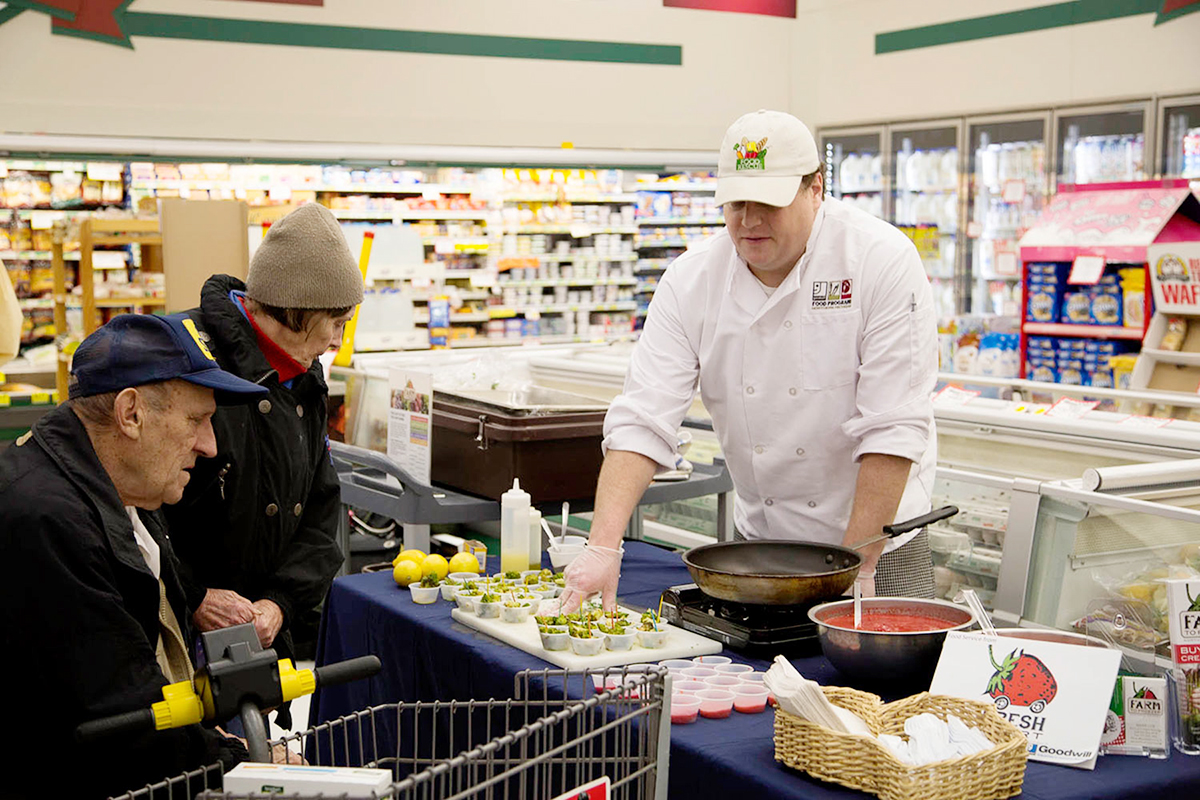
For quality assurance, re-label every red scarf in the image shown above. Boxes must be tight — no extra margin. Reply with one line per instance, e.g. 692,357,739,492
237,296,307,383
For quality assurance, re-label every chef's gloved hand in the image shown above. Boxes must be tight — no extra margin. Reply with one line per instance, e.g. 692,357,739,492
854,567,876,599
558,543,624,613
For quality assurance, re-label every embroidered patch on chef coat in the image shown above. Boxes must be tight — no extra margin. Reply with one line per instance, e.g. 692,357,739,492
811,279,853,308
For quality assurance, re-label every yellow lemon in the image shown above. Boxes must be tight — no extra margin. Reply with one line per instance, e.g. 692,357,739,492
448,551,481,574
420,554,450,581
393,559,423,586
393,549,427,567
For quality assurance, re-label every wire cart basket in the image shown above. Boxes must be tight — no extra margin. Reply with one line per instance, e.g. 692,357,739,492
110,665,671,800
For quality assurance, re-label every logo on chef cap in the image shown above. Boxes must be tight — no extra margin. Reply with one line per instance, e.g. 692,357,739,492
733,137,768,171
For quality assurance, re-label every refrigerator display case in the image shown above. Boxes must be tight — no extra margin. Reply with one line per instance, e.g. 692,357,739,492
890,120,963,318
1053,101,1153,187
1157,94,1200,180
964,114,1050,319
818,126,886,219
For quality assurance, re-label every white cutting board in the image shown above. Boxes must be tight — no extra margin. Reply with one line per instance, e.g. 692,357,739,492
451,606,722,669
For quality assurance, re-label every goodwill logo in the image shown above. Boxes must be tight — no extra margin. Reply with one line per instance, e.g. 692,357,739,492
733,137,768,171
812,279,853,309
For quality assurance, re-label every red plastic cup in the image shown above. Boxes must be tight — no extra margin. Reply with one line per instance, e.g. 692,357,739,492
733,685,769,714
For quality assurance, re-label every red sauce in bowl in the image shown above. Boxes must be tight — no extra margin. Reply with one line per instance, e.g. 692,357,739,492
823,612,958,633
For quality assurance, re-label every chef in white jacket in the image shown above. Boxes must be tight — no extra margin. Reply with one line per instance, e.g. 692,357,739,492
559,110,939,612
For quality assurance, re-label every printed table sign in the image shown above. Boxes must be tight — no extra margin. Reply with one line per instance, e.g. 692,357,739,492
387,368,432,485
1044,397,1099,419
933,385,980,406
931,631,1121,769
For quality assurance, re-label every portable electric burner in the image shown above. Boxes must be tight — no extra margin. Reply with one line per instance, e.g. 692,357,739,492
660,583,822,657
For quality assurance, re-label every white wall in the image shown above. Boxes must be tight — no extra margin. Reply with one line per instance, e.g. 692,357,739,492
0,0,1196,155
798,0,1200,127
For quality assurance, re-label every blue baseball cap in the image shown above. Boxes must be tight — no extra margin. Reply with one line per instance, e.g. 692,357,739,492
69,313,268,403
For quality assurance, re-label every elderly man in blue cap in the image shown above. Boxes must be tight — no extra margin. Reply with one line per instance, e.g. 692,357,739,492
0,313,271,799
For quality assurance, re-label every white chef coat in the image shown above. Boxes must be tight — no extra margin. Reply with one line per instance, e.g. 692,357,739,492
603,197,937,552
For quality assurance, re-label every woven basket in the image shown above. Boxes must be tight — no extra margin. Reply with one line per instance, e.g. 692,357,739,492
774,688,1028,800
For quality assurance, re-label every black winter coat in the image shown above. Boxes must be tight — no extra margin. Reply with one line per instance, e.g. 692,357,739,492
165,275,344,659
0,405,244,800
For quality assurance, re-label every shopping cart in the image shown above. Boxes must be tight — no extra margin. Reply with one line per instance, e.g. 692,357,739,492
110,665,671,800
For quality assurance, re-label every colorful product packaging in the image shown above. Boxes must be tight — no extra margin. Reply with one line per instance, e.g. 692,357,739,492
1100,675,1169,758
1166,578,1200,755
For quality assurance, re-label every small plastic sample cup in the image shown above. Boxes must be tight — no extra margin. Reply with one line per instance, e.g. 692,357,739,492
714,663,755,676
733,685,769,714
703,676,743,689
680,667,717,681
674,680,709,695
696,689,735,719
691,655,732,666
671,694,701,724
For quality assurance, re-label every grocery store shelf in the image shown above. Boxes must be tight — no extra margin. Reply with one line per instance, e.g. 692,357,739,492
0,250,81,261
95,297,166,308
393,209,491,220
497,278,636,288
412,311,491,324
504,193,639,203
331,209,403,220
420,236,491,247
634,182,717,192
496,253,637,262
486,301,637,317
1139,348,1200,367
500,225,638,235
435,332,637,348
635,267,667,277
837,186,884,194
635,239,691,249
638,217,724,226
1022,323,1143,340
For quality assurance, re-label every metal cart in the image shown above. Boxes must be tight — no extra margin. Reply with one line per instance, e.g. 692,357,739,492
111,666,670,800
331,440,735,561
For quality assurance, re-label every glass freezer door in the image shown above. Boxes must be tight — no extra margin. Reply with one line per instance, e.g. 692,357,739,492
819,128,885,219
1054,103,1150,186
891,122,961,318
1157,95,1200,180
965,116,1049,319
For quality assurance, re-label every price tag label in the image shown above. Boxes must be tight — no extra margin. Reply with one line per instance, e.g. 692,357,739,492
268,185,292,201
469,270,497,288
31,392,51,404
1045,397,1099,419
0,163,7,179
29,211,58,230
569,224,593,239
1002,179,1026,204
434,240,457,255
422,187,443,201
0,395,10,407
86,162,124,182
1068,254,1106,285
1119,414,1173,428
994,250,1019,277
966,221,983,238
933,385,980,406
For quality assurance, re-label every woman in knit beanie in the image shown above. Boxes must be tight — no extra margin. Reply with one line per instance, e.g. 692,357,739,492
163,203,363,729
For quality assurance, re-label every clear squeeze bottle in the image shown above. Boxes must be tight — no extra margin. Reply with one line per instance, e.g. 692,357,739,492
500,478,531,575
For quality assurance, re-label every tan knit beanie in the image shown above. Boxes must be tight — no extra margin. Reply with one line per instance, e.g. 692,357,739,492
246,203,364,309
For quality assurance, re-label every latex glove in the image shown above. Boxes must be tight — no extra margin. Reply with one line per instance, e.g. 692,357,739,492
251,598,284,648
558,544,624,614
193,588,257,632
854,568,876,599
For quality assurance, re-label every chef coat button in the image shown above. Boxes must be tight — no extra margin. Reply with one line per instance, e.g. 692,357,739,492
796,447,805,456
784,320,793,329
293,503,303,517
808,500,817,508
265,503,278,517
754,445,764,454
789,387,797,396
746,386,755,395
258,399,272,414
296,405,305,418
764,498,774,506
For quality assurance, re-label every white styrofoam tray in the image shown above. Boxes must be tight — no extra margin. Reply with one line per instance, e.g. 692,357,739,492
451,605,721,669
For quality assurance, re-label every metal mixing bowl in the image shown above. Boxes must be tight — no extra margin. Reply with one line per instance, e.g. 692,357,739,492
808,597,976,691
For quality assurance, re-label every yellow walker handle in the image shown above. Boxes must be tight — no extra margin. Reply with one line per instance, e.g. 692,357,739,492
333,230,375,367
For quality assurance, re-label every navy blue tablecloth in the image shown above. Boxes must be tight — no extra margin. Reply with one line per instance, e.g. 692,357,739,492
312,542,1200,800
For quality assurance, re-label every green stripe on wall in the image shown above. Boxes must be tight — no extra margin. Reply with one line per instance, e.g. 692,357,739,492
121,12,682,65
0,7,27,27
875,0,1159,54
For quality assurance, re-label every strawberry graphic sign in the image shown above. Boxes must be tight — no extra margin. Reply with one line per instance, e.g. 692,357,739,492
986,645,1058,713
931,631,1122,768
